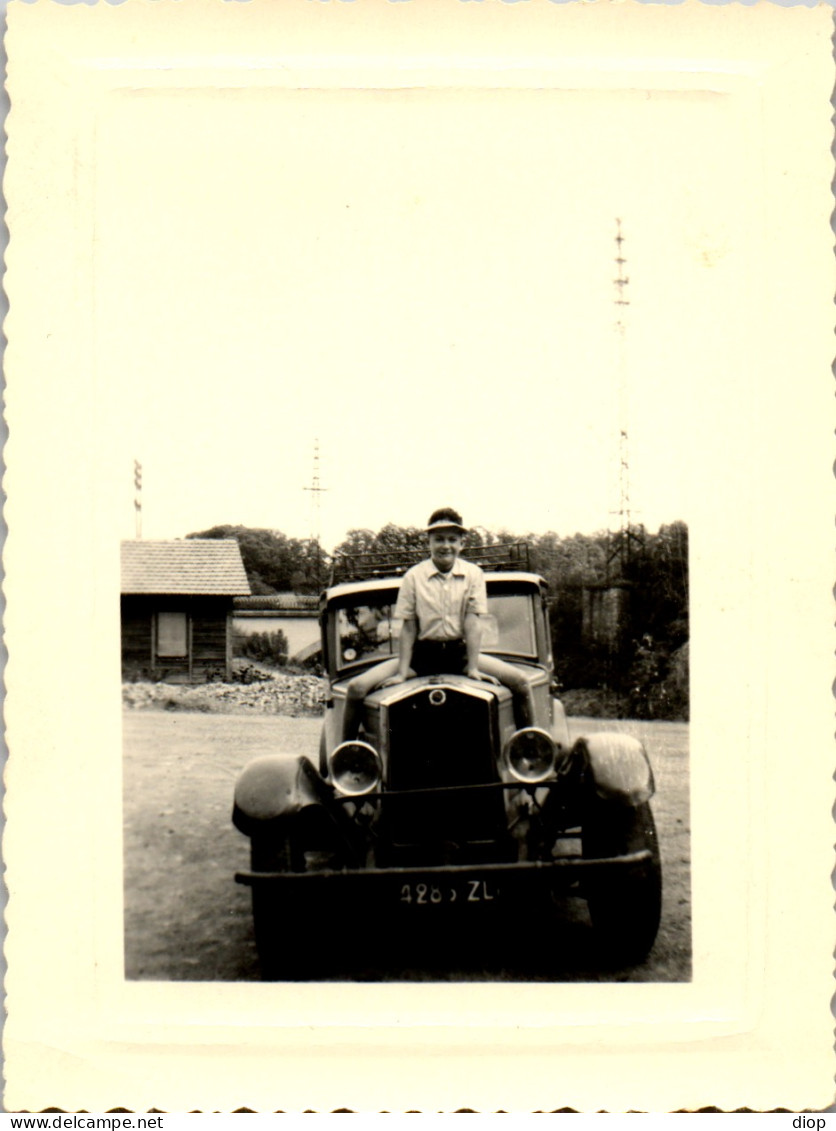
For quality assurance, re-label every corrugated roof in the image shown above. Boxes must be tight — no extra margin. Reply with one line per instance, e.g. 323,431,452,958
233,593,319,611
121,540,251,596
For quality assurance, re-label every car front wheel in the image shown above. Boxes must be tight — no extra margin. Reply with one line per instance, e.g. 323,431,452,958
582,799,662,966
250,834,324,981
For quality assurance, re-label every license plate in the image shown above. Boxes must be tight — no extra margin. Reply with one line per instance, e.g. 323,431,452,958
398,879,498,906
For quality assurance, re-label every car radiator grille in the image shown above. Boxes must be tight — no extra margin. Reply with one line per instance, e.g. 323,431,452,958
381,687,509,856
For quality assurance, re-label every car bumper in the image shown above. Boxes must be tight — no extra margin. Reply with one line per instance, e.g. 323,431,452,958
236,851,652,905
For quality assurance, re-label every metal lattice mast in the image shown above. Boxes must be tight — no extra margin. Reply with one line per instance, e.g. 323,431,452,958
133,458,143,540
615,218,631,554
303,438,328,589
609,218,634,579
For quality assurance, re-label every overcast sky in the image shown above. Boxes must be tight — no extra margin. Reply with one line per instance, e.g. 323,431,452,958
98,81,735,551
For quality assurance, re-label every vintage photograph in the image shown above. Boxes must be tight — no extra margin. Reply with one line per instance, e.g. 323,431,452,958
114,69,696,985
122,514,690,982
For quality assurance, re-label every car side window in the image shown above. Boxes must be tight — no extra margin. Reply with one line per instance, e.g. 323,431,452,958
484,594,536,657
479,614,500,648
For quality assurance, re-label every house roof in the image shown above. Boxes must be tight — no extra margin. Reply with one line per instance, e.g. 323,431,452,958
121,539,251,596
233,593,319,612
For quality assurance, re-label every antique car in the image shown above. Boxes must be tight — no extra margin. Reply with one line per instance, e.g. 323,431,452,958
232,545,661,979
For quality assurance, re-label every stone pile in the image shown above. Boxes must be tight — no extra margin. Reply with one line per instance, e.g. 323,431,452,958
122,671,327,717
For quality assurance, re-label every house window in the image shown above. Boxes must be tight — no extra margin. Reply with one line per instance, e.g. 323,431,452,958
157,611,188,658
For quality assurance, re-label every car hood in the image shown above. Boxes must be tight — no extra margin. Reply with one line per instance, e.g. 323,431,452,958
363,673,511,711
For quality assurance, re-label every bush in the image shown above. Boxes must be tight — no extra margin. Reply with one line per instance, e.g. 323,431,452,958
558,688,631,719
230,660,274,685
625,636,689,721
659,641,690,721
234,629,289,667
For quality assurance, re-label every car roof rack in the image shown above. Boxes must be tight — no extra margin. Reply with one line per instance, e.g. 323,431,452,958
330,541,531,584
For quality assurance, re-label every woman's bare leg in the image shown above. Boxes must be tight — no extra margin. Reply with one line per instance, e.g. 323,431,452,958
477,653,537,729
341,658,402,741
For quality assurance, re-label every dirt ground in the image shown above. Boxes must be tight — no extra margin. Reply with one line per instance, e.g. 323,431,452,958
123,711,691,982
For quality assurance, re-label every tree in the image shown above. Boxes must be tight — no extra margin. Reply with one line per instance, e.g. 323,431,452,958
332,523,425,558
622,521,689,652
332,528,378,557
187,525,328,594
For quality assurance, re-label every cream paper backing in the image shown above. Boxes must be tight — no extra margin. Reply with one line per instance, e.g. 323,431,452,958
3,0,834,1112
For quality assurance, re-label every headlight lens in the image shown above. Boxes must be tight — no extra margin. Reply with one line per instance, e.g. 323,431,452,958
330,740,381,796
506,727,557,784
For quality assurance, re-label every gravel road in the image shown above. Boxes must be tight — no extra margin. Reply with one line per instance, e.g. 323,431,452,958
123,711,691,982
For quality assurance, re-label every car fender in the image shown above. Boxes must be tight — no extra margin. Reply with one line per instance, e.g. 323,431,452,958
574,732,655,806
232,754,332,837
320,701,343,772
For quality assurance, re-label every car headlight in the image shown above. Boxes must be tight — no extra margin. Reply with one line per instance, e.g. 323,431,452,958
505,727,557,784
330,740,381,796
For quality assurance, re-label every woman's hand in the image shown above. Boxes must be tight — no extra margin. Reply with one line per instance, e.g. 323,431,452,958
381,673,407,687
466,667,500,685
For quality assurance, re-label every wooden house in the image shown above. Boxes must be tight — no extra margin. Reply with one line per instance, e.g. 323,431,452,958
121,539,251,682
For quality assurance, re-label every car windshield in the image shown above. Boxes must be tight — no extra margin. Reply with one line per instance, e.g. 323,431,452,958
334,591,538,671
